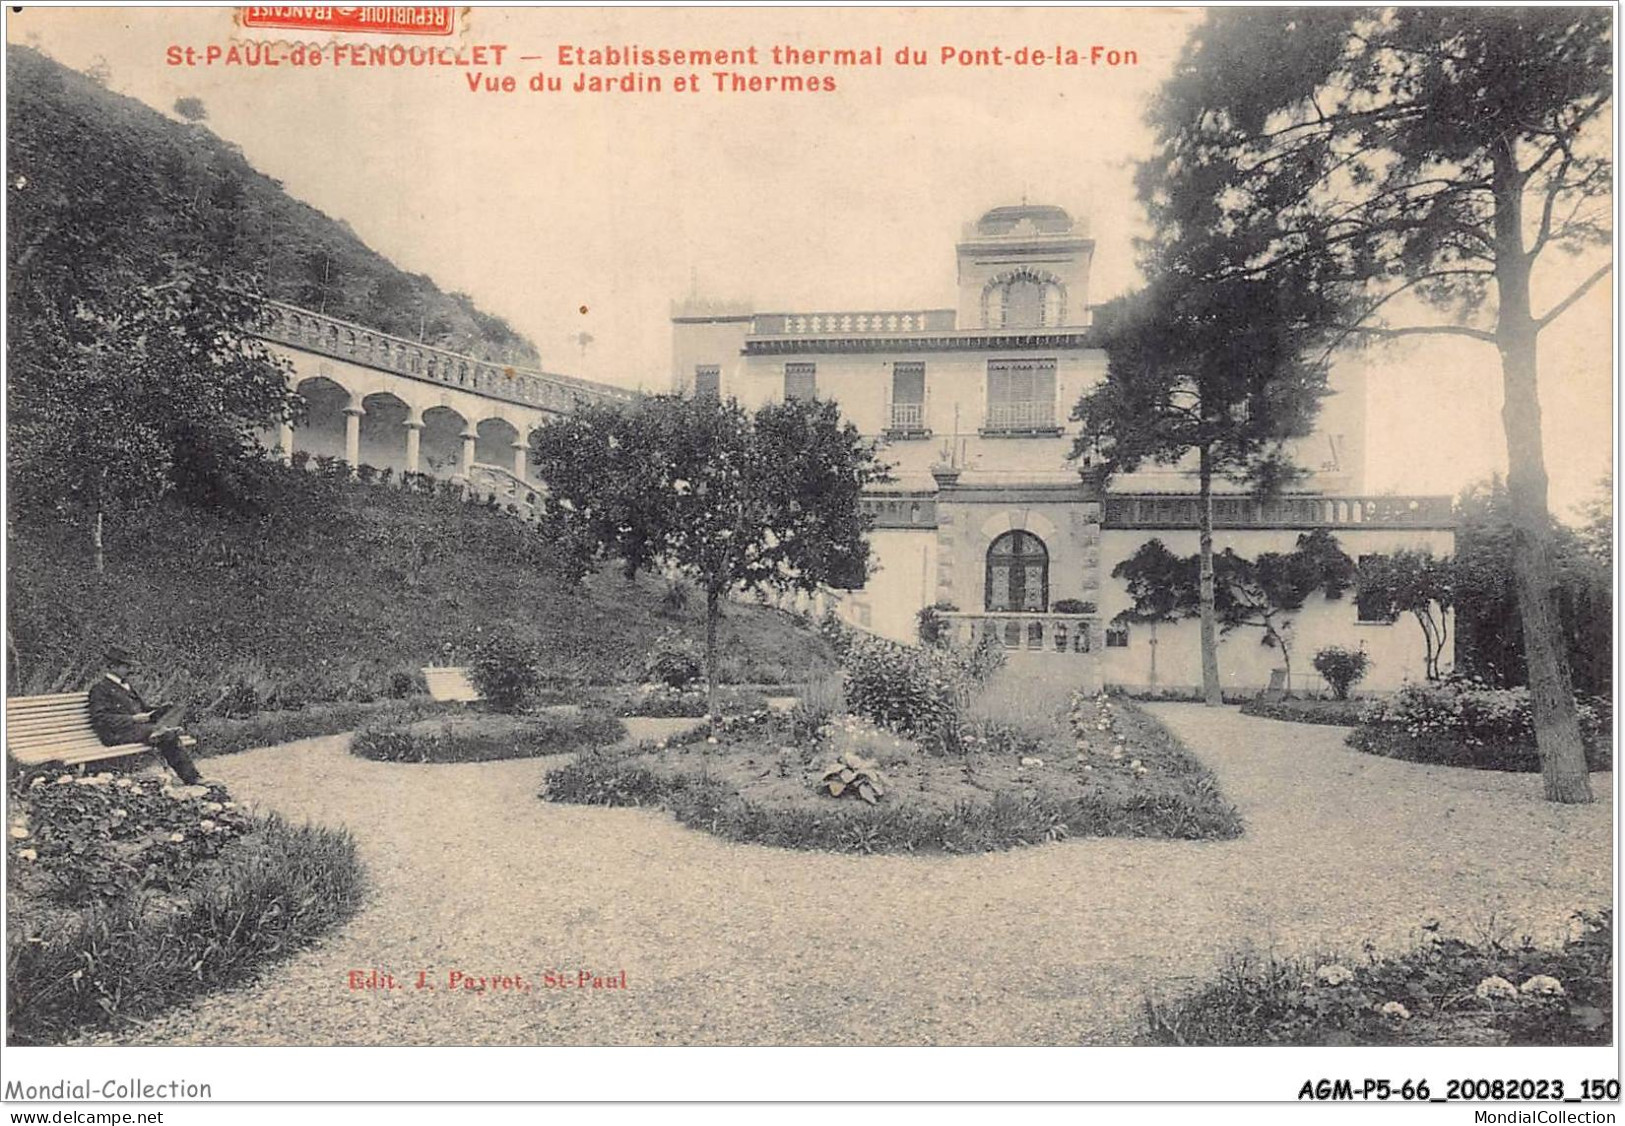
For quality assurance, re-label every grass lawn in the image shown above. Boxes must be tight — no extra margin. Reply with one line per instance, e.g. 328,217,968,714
8,467,834,711
544,688,1242,854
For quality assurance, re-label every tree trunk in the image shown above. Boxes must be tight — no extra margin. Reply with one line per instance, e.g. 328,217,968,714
1491,140,1592,803
1148,622,1159,693
704,586,720,725
1197,445,1222,706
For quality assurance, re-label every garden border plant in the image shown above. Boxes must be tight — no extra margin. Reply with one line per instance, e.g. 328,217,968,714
350,710,627,764
7,772,365,1045
1142,910,1611,1047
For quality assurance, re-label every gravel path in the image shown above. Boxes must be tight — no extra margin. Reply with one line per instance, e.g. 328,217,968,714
90,706,1611,1046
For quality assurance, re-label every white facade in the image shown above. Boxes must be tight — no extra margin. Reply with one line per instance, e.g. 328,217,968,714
674,203,1453,694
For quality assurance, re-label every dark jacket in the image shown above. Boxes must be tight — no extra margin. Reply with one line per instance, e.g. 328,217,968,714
87,674,158,746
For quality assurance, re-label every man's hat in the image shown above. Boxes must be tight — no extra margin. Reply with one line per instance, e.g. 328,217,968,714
104,645,136,666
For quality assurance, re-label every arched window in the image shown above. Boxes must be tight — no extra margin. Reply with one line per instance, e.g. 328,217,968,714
983,270,1068,328
985,530,1049,612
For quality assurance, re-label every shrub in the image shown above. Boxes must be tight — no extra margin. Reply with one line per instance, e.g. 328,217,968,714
842,633,966,748
1239,697,1371,727
1349,679,1610,772
1312,646,1371,700
11,774,253,907
387,668,426,698
961,629,1008,683
788,673,846,740
641,630,704,690
915,601,959,647
1051,598,1096,615
467,630,544,713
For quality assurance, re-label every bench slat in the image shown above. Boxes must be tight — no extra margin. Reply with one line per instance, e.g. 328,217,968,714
9,692,91,703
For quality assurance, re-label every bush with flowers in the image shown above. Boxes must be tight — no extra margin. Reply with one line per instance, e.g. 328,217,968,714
7,766,363,1044
1349,677,1610,772
9,771,251,907
840,632,969,749
1143,910,1611,1046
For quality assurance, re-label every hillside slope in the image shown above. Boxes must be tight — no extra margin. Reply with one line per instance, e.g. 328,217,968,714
7,471,833,706
6,44,537,363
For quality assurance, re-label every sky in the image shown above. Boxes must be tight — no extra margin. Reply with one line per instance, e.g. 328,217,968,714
7,5,1614,519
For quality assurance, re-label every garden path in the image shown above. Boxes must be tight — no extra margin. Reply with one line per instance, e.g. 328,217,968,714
90,706,1611,1046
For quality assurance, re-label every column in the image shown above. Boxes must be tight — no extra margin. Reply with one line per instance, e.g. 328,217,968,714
402,415,423,477
342,405,365,468
459,428,477,479
277,421,294,466
511,439,529,481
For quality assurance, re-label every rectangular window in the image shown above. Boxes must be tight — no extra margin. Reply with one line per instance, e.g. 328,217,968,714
1106,624,1130,648
889,362,925,431
784,362,817,401
693,365,720,399
985,358,1058,431
1355,554,1395,624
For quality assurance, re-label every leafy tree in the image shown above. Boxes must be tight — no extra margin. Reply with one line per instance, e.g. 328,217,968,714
1073,270,1332,707
1453,478,1611,702
172,96,207,123
1145,8,1610,799
1210,530,1356,696
1355,550,1454,681
1110,538,1197,693
8,56,296,568
1574,469,1612,565
529,395,885,716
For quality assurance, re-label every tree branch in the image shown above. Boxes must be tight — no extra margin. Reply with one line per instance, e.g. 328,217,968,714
1337,323,1498,344
1535,263,1613,330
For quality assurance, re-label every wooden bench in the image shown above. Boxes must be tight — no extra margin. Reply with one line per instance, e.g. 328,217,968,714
422,667,482,703
6,691,196,768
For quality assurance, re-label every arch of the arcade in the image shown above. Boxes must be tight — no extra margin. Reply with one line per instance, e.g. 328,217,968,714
265,346,557,481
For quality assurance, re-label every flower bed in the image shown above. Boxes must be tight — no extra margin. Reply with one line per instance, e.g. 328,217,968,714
1346,681,1611,772
597,683,772,719
1238,698,1372,727
350,709,626,764
192,697,462,758
541,692,1242,853
1143,910,1612,1046
6,769,363,1044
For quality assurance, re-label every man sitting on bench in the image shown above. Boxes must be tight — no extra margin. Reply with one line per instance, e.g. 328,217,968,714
88,646,204,784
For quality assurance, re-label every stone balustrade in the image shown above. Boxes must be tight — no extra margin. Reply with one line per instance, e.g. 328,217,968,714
257,300,636,413
940,611,1100,653
750,309,958,336
1102,493,1455,529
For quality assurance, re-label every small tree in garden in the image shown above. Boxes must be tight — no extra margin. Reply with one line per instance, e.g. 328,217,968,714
1111,539,1197,694
1312,646,1371,701
1356,551,1454,682
529,394,885,718
1211,531,1356,696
